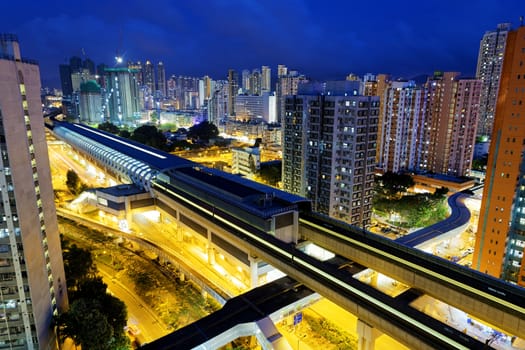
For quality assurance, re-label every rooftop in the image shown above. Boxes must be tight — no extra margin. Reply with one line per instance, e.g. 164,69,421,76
96,184,146,197
53,121,194,171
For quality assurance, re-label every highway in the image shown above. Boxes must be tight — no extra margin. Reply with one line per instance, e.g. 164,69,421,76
47,120,525,348
152,180,494,349
395,192,471,247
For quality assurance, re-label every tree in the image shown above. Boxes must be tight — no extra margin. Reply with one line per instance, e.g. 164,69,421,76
75,277,128,332
130,124,169,151
375,171,415,198
187,121,219,143
59,236,129,349
472,155,488,171
150,111,159,124
58,278,129,350
66,169,85,195
98,122,120,134
259,163,281,186
433,186,449,198
62,243,96,291
59,298,114,350
119,129,131,138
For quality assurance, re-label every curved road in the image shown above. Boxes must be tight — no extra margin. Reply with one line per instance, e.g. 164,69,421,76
97,264,171,344
395,192,471,247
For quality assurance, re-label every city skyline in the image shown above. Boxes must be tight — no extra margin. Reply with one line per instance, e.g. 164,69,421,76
2,0,525,88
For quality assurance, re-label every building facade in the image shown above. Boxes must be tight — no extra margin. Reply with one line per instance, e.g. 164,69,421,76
473,26,525,285
475,23,510,138
143,60,155,94
208,80,228,127
420,72,481,176
283,82,379,226
157,61,166,97
232,147,260,179
234,93,276,123
79,80,102,124
0,33,68,349
363,74,390,165
227,69,238,116
378,80,425,173
261,65,271,92
104,67,141,125
276,70,308,122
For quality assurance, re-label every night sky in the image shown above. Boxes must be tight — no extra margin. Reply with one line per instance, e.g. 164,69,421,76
2,0,525,88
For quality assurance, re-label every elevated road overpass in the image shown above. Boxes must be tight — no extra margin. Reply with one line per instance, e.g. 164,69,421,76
48,120,525,349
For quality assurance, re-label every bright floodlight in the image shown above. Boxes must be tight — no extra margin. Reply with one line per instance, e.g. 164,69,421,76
115,56,123,64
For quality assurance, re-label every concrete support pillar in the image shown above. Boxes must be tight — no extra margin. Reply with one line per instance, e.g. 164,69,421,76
249,256,259,288
207,246,216,265
176,226,184,242
125,197,132,225
356,319,380,350
179,271,185,282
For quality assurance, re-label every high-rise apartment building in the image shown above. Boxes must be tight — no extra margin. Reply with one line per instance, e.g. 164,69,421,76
473,25,525,285
227,69,238,116
475,23,510,138
166,76,176,99
208,80,228,126
0,34,67,349
79,80,102,124
276,70,308,122
365,74,391,165
69,56,82,73
241,69,250,93
127,61,143,86
83,58,95,75
420,72,481,176
277,64,288,78
171,76,200,109
261,65,271,92
58,64,73,97
234,92,275,123
143,60,155,93
104,67,141,125
283,81,379,226
157,61,166,97
202,75,213,101
378,81,425,173
250,69,262,96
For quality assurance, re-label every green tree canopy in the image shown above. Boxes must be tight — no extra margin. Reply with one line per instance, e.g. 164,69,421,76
59,237,128,349
187,121,219,143
259,163,281,186
375,171,415,198
59,298,114,350
98,122,120,134
119,129,131,139
62,243,96,291
74,277,127,331
130,124,169,151
58,277,129,350
65,169,84,195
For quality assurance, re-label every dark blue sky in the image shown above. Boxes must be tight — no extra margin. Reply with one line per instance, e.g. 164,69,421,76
2,0,525,88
